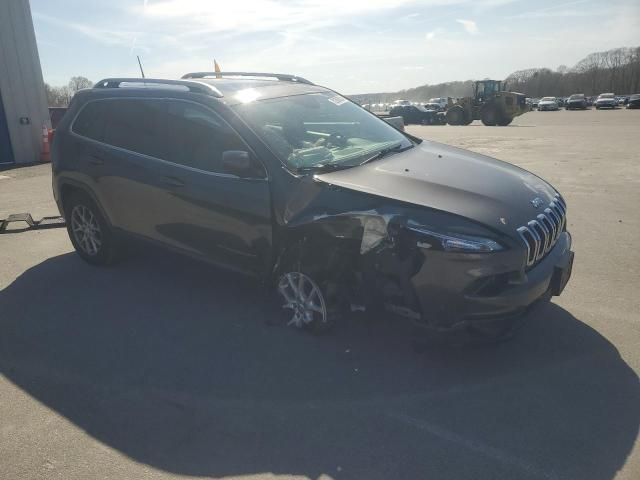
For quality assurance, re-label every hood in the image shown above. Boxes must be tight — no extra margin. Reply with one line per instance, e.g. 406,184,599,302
315,141,558,236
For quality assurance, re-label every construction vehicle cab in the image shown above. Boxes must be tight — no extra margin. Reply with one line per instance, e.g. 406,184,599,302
446,80,528,126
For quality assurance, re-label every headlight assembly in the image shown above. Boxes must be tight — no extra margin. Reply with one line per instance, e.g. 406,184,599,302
406,224,504,253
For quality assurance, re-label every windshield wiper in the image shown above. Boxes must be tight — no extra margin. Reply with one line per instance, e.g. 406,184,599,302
357,143,414,167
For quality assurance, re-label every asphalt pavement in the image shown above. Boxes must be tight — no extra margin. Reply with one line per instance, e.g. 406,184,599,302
1,108,638,480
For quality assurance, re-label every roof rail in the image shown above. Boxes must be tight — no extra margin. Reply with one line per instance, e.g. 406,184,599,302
181,71,314,85
93,78,223,97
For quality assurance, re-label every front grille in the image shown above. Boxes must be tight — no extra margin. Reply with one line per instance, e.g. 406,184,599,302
516,194,567,268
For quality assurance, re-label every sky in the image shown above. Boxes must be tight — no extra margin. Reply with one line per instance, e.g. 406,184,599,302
31,0,640,94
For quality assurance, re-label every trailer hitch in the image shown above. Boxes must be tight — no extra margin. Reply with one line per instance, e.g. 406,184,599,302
0,213,66,234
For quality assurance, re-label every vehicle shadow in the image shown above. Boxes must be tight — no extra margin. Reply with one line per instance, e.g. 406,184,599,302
1,250,638,479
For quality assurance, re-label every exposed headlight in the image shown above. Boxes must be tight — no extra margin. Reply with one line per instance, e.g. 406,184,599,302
360,216,388,254
406,224,504,252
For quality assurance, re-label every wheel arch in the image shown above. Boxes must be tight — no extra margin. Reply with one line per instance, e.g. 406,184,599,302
58,179,113,227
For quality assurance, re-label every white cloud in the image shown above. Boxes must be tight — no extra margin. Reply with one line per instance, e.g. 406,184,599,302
456,19,478,34
138,0,419,35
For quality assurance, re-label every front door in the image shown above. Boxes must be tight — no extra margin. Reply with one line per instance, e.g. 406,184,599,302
150,100,272,276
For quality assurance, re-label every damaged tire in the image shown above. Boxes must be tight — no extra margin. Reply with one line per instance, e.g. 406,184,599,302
276,270,341,334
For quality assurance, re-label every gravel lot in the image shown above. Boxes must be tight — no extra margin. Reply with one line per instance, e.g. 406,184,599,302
1,107,639,480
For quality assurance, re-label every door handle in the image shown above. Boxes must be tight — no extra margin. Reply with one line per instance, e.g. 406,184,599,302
89,155,104,165
161,176,185,188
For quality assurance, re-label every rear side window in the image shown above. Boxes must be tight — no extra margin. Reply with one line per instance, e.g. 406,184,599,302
164,101,248,173
72,101,108,141
73,99,166,160
102,99,165,159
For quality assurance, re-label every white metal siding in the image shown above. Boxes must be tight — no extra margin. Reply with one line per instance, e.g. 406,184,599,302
0,0,50,164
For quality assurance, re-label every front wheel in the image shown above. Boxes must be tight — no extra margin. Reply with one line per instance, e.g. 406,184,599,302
446,106,465,125
277,271,340,334
481,107,498,126
65,192,118,265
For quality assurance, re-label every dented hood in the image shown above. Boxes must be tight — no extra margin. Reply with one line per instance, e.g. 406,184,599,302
314,141,558,235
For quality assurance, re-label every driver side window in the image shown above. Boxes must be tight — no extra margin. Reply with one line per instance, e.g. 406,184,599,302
165,101,264,177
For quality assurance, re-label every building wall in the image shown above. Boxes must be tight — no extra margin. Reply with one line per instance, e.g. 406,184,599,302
0,0,50,165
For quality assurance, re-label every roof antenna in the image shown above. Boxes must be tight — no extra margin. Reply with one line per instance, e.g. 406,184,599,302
137,55,146,79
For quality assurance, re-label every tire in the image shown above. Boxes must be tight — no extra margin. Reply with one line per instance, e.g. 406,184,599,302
276,268,343,334
64,192,118,266
497,116,513,126
481,107,498,126
446,106,465,125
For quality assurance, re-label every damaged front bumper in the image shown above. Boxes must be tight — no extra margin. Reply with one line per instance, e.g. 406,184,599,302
366,226,573,339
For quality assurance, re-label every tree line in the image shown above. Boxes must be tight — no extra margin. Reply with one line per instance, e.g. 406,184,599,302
351,46,640,104
45,76,93,107
506,47,640,97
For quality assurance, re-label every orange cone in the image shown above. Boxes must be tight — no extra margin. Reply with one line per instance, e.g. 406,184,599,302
40,125,51,162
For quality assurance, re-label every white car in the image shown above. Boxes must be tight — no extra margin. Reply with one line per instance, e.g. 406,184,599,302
538,97,559,111
428,97,448,110
595,93,617,109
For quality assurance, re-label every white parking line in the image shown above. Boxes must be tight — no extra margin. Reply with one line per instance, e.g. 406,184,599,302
0,175,12,180
386,412,563,480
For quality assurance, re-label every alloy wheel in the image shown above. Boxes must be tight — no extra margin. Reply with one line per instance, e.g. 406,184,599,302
70,204,102,256
278,272,327,328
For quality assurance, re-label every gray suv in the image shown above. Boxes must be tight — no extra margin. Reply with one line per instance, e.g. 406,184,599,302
51,72,574,341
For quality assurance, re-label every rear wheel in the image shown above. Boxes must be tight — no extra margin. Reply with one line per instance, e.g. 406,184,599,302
65,192,117,265
497,116,513,126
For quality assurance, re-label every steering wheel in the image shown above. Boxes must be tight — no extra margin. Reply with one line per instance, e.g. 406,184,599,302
327,132,348,148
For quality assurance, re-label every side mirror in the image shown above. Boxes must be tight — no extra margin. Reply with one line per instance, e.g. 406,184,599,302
221,150,257,178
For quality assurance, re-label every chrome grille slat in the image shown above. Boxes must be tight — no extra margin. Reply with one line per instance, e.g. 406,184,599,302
517,194,567,268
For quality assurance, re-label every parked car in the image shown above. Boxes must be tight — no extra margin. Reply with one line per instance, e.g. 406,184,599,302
538,97,559,111
565,94,588,110
51,72,573,342
423,102,444,112
595,93,617,109
627,94,640,109
530,98,540,109
427,97,448,110
389,105,446,125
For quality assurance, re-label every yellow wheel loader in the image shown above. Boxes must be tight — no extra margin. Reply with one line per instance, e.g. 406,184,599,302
445,80,528,126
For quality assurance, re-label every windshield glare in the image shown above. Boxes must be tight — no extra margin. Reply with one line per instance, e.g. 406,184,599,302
541,97,556,101
233,93,412,172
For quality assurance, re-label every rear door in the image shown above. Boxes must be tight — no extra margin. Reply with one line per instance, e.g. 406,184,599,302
73,98,169,236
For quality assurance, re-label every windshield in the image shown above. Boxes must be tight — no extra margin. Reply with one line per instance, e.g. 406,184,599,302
541,97,556,101
599,93,614,98
569,94,584,100
233,92,413,172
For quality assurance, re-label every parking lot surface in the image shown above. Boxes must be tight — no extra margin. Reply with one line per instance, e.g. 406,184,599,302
1,108,639,479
